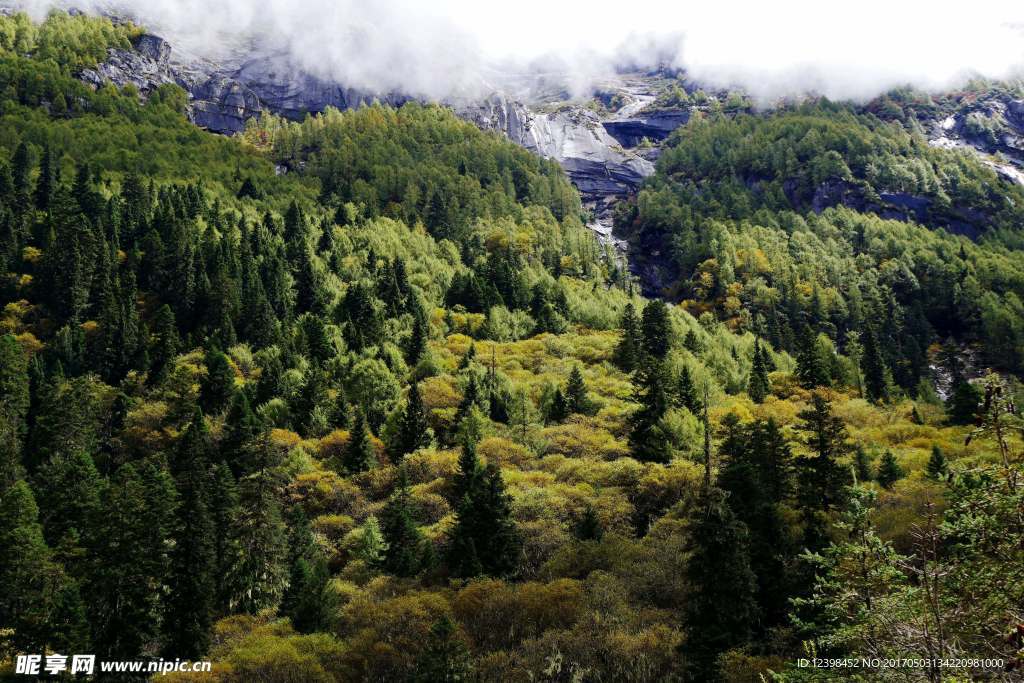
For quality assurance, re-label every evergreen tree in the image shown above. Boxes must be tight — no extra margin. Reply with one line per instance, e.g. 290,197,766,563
148,304,180,386
676,364,699,413
861,327,890,403
681,486,759,681
228,450,289,613
946,378,982,425
748,340,771,403
853,445,874,483
795,393,852,550
201,347,235,415
405,310,429,365
628,359,673,463
564,365,591,415
574,505,604,541
222,390,260,471
209,461,241,613
342,410,375,473
164,413,215,658
875,450,904,489
414,616,472,683
394,382,431,458
356,515,386,566
0,480,60,653
614,302,641,372
448,440,519,578
796,325,830,389
926,445,948,480
91,460,177,658
546,387,568,423
281,552,335,633
380,468,425,577
640,299,672,360
0,334,29,485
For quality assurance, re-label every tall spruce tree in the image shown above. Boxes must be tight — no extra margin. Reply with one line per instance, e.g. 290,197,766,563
748,340,771,403
395,382,431,458
614,302,642,372
342,410,375,474
380,467,425,577
681,486,759,681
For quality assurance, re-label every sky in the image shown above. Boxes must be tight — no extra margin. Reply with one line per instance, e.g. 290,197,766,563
11,0,1024,101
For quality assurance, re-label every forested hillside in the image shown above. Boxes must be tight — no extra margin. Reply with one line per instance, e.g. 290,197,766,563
0,12,1022,683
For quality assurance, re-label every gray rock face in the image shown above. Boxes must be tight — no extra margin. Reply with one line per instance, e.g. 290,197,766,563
190,75,262,134
79,33,180,94
232,53,410,121
602,109,690,147
457,94,654,204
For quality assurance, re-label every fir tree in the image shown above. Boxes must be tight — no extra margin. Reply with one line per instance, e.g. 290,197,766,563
875,450,904,489
748,339,771,403
164,416,215,658
565,365,591,415
201,347,235,415
795,393,852,550
640,299,672,360
861,327,890,403
148,304,180,386
342,410,375,474
628,359,673,463
796,325,830,389
574,505,604,541
395,382,431,458
91,460,177,658
681,486,759,681
209,461,241,613
380,467,425,577
546,387,568,423
853,445,874,483
0,480,60,653
414,616,472,683
676,364,699,413
357,515,387,566
614,302,642,372
281,552,335,633
0,334,29,485
926,445,948,480
946,378,982,425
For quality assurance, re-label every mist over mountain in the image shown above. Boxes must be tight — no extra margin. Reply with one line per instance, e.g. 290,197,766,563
11,0,1024,102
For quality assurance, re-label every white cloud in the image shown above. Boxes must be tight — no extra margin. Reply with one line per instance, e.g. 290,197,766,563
8,0,1024,101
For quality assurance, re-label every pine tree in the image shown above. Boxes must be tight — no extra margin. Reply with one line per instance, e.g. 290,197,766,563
796,325,830,389
0,334,29,485
414,616,472,683
574,505,604,541
676,364,699,413
946,379,982,425
222,391,260,471
91,460,177,658
395,382,431,458
681,486,759,681
795,393,852,550
148,304,180,386
861,327,889,403
640,299,672,360
565,365,591,415
228,446,289,613
926,445,948,480
342,410,375,473
164,413,215,658
875,450,904,489
748,340,771,403
356,515,387,566
448,438,519,578
380,468,425,577
614,302,641,372
628,359,673,463
0,480,60,653
201,347,235,415
853,445,874,483
209,461,241,613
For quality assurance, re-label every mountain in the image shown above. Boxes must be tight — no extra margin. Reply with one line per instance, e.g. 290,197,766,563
1,10,1022,683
